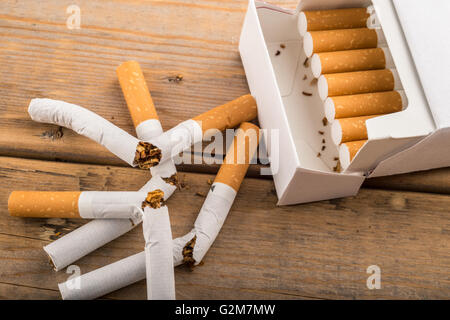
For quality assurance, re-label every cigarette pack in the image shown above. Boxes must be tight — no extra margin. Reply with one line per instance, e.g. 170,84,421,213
239,0,450,205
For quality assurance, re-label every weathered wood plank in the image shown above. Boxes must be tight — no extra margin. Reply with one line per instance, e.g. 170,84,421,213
0,156,449,299
0,0,449,193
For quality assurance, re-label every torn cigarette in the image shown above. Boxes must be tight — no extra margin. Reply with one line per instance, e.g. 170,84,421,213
331,115,378,145
318,69,402,100
43,62,179,271
311,47,394,78
116,60,162,139
297,7,373,36
28,98,140,167
8,190,171,219
58,233,195,300
324,90,407,123
339,139,367,170
184,122,260,266
59,251,148,300
134,95,257,169
303,28,386,57
58,123,260,299
142,203,175,300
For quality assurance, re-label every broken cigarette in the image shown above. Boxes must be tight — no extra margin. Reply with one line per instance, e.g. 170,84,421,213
311,47,394,78
58,123,261,299
303,28,386,57
331,115,379,145
318,69,402,100
133,94,257,169
182,122,260,267
28,98,140,167
142,202,175,300
43,62,179,271
324,90,407,123
297,7,375,36
339,139,367,170
8,190,171,219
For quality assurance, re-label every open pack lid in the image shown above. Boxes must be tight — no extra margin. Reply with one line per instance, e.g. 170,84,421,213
393,0,450,129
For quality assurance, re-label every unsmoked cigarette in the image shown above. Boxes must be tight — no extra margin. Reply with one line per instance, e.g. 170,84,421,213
325,91,406,122
303,28,385,57
331,115,378,145
214,122,260,192
193,94,258,134
318,69,399,100
298,8,371,35
8,191,81,218
117,61,158,128
339,139,367,169
311,48,393,78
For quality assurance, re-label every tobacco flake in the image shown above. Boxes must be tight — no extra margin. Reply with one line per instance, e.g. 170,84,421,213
142,189,165,209
195,191,206,198
133,141,162,169
162,173,180,188
310,78,318,86
321,145,326,151
333,160,342,173
318,131,324,135
303,75,307,80
303,57,309,67
168,74,183,83
302,91,313,96
317,152,321,157
280,44,286,49
183,235,197,268
322,117,328,126
275,50,281,56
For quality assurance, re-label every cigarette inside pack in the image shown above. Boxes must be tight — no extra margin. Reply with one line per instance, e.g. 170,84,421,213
295,5,408,173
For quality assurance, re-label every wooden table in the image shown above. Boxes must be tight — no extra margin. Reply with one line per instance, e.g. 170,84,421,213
0,0,449,300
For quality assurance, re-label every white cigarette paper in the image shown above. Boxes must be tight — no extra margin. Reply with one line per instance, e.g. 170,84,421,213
44,176,177,271
142,206,175,300
58,182,236,300
28,98,139,166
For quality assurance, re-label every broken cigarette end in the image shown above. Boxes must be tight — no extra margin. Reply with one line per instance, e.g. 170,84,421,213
133,141,162,169
182,235,197,269
142,189,165,209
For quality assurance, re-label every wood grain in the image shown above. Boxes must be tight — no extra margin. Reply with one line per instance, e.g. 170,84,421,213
1,156,449,299
0,0,449,300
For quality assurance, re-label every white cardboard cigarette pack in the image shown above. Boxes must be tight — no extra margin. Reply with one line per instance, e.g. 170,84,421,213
239,0,450,205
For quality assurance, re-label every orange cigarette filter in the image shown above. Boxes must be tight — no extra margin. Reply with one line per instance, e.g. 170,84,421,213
117,61,158,127
306,28,378,54
302,8,370,32
334,115,378,144
314,48,386,75
193,95,258,134
327,91,404,120
344,140,367,161
214,122,260,192
8,191,81,218
324,69,395,97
